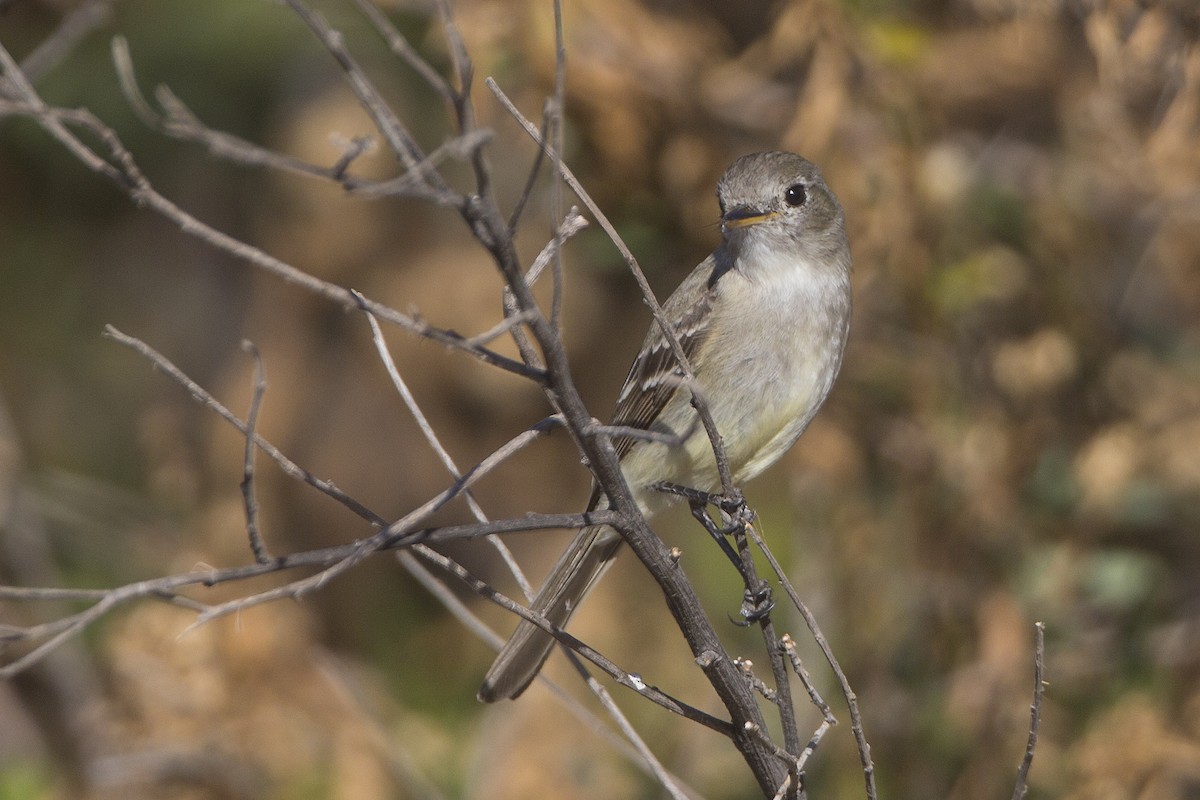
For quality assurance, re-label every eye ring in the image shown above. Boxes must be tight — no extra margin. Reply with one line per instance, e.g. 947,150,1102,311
784,183,807,207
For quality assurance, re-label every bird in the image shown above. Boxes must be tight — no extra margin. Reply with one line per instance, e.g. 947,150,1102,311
478,151,852,702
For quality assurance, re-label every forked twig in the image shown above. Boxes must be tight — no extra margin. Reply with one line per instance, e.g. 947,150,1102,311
113,35,374,183
353,289,530,599
0,42,540,382
410,546,733,735
747,524,878,800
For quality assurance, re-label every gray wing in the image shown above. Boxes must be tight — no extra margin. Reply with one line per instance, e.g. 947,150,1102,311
610,258,720,461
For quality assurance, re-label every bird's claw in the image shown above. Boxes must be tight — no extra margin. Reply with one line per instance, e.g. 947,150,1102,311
739,582,775,624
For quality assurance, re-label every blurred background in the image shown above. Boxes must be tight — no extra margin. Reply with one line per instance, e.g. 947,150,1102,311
2,0,1199,797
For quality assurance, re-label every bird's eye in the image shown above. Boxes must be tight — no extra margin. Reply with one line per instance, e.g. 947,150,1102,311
784,184,807,207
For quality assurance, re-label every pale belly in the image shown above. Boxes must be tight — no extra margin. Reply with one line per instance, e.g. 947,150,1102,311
622,312,844,513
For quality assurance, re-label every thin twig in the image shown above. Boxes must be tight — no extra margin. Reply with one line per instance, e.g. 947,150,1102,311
585,422,686,449
239,341,273,564
0,510,610,678
356,293,489,524
742,721,800,767
734,522,802,767
354,291,531,600
282,0,431,181
781,634,836,725
113,36,376,183
499,207,589,370
736,658,778,702
748,525,878,800
796,719,834,775
106,324,561,547
430,0,474,149
1011,622,1046,800
411,546,734,736
548,0,567,331
0,587,111,602
507,103,551,233
526,207,588,287
397,553,697,798
462,309,534,348
18,0,114,84
568,654,694,800
353,0,457,104
781,634,836,779
104,324,381,524
341,129,493,197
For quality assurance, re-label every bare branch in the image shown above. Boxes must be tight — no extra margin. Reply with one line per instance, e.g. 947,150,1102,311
1011,622,1046,800
411,544,734,736
353,0,456,104
780,634,835,726
239,341,272,564
771,774,796,800
730,520,803,779
748,524,878,800
117,34,490,197
103,325,563,565
587,422,687,449
795,718,834,776
736,658,778,702
357,294,488,523
355,291,532,599
0,51,538,380
395,551,699,798
548,0,568,330
781,634,836,777
0,510,611,678
462,310,535,348
742,721,799,768
506,102,552,233
572,662,695,800
18,0,114,84
427,0,481,193
499,206,589,370
341,129,492,198
432,0,472,103
103,325,382,525
281,0,436,183
356,302,546,382
526,207,588,287
112,36,377,183
0,587,111,602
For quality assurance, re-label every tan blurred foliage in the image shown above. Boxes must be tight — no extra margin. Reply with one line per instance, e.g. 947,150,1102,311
2,0,1200,797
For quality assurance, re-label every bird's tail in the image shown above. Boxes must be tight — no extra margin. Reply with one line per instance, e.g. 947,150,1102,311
477,524,624,702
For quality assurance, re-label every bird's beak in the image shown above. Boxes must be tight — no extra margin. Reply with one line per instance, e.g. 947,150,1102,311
721,208,779,230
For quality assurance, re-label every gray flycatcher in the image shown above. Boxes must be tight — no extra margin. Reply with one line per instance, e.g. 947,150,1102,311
479,151,852,702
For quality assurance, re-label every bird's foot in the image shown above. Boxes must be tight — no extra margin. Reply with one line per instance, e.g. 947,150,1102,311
735,581,775,626
651,482,755,570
